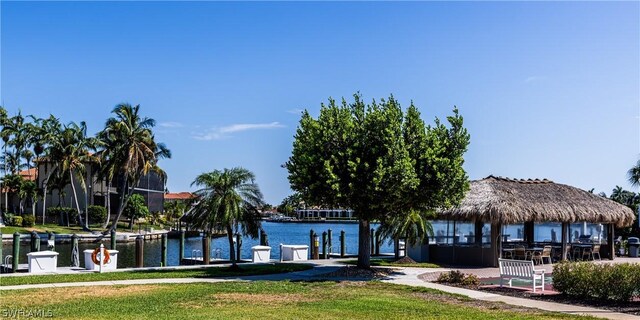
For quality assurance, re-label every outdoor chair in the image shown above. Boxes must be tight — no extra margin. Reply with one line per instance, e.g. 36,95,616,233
513,246,530,260
582,244,601,261
533,246,552,265
562,244,572,261
572,246,583,260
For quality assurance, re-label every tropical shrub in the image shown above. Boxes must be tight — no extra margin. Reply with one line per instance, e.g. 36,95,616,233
87,205,107,225
21,215,35,227
12,215,23,227
553,262,640,301
436,270,479,286
5,214,22,226
46,207,78,225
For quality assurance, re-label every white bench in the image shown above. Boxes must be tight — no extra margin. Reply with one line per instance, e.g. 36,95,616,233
498,258,545,293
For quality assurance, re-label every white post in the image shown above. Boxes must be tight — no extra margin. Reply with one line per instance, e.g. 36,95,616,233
99,243,104,273
280,243,283,262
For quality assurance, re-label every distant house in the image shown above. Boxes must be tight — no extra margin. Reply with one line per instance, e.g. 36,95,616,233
296,208,354,220
164,192,196,203
1,161,166,217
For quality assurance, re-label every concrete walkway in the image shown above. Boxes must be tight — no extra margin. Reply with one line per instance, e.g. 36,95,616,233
382,267,639,320
1,260,637,320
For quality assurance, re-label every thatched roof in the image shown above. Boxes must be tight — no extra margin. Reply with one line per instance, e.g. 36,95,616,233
439,175,636,227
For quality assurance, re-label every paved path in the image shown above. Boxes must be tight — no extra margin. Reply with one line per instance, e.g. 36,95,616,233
1,261,637,320
382,267,639,320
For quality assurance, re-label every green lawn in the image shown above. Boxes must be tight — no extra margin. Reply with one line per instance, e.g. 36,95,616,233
0,263,313,286
0,223,93,235
0,281,593,319
0,222,168,235
342,258,441,268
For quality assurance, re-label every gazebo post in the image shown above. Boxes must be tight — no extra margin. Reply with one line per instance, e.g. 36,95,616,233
607,224,615,260
561,222,568,261
524,221,534,247
490,222,501,267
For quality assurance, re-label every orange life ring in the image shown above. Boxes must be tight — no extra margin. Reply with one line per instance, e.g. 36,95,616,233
91,247,111,265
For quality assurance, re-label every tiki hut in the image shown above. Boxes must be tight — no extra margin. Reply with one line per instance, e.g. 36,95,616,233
440,176,635,227
407,175,635,267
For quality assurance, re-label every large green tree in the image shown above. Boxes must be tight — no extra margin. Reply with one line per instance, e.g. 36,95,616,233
97,104,171,232
189,167,263,268
286,94,470,268
124,194,150,230
278,193,303,217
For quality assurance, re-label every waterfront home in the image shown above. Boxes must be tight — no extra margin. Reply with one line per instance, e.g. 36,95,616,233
1,162,166,218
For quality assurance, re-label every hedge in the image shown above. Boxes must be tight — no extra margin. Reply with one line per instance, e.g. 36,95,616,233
553,261,640,301
46,207,78,225
87,205,107,225
4,214,22,227
21,215,35,227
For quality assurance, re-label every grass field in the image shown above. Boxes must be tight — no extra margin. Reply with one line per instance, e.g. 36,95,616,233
0,263,313,286
0,223,94,235
342,258,441,268
0,281,592,319
0,222,167,235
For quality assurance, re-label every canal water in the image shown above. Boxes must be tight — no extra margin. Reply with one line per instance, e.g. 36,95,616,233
2,222,394,268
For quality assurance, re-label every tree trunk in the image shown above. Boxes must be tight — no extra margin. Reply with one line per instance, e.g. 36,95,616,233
101,181,112,229
226,225,237,268
357,219,371,269
69,169,88,231
106,177,137,234
41,164,57,226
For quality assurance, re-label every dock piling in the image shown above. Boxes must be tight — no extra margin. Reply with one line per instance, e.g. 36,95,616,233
179,230,185,264
340,230,345,257
135,235,144,268
12,233,19,273
260,229,268,246
30,231,40,252
161,233,168,267
313,232,319,260
71,234,79,267
309,229,314,259
202,233,211,265
110,229,117,250
48,232,55,251
322,231,327,259
327,229,332,258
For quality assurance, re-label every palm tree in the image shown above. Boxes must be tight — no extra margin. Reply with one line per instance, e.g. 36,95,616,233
628,160,640,188
34,115,62,225
378,209,434,259
190,167,264,268
44,122,99,230
61,122,100,229
2,111,30,173
18,180,39,217
97,103,170,232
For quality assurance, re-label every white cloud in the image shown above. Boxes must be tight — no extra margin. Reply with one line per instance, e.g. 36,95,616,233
159,122,184,128
286,108,304,115
192,122,285,141
524,76,546,83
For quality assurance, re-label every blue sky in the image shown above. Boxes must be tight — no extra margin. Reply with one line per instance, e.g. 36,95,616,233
1,2,638,205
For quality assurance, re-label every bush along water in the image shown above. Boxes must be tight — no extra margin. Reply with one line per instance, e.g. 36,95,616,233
87,205,107,225
553,261,640,301
46,207,78,226
21,215,35,227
